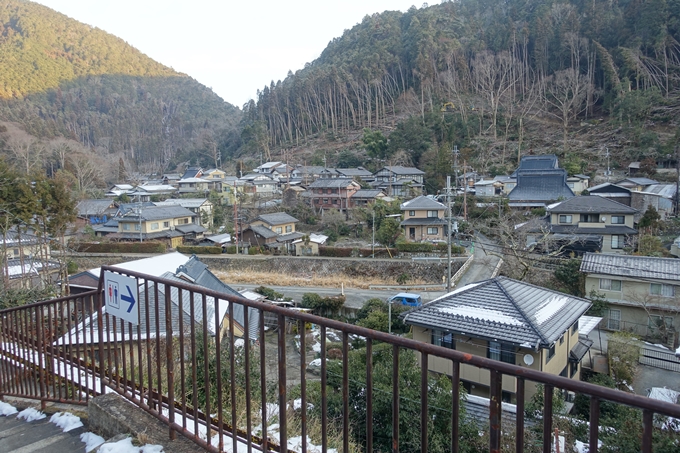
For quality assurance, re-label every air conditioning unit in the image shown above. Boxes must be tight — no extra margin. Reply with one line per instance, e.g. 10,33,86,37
601,217,606,222
170,225,175,231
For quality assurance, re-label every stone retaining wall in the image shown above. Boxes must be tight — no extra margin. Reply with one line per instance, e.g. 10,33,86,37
70,254,463,284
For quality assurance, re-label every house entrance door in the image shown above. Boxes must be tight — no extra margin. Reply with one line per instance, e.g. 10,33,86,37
409,227,416,240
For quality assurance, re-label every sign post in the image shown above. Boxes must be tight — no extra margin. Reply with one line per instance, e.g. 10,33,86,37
103,271,139,325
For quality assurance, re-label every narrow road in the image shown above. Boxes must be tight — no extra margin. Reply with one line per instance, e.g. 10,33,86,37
455,233,502,287
231,284,448,309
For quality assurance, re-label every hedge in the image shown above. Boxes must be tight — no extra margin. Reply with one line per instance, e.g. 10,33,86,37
357,247,397,258
73,242,166,253
176,245,222,255
396,242,433,253
319,246,354,257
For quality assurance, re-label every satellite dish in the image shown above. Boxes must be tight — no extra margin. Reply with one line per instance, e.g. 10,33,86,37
523,354,534,366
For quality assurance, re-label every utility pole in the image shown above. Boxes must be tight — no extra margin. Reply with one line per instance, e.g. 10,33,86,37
446,175,452,292
675,145,679,217
453,145,460,194
372,210,375,258
605,147,610,181
463,160,468,221
233,180,239,254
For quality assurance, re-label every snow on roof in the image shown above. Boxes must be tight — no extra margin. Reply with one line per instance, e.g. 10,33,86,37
239,290,266,301
532,295,570,325
88,252,190,279
578,315,603,336
438,305,523,326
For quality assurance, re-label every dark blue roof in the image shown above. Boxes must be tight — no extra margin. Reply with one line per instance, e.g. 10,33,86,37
508,170,575,203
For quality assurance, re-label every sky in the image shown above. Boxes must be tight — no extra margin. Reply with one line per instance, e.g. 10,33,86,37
33,1,427,108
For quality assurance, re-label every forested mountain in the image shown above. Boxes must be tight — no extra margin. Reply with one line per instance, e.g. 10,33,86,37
245,0,680,187
0,0,240,179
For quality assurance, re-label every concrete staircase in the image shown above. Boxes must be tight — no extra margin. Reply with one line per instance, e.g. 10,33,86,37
0,412,87,453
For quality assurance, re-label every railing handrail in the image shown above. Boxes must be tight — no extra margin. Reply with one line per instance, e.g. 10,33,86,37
95,265,680,419
0,289,99,313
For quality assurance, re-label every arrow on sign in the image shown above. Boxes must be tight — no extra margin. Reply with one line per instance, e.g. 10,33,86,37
121,285,136,313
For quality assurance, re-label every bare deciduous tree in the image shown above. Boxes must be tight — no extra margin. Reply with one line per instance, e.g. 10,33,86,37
544,68,591,149
472,50,518,140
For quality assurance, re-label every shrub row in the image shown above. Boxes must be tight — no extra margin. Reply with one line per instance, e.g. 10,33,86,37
176,245,222,255
73,242,166,253
319,246,354,257
397,242,466,255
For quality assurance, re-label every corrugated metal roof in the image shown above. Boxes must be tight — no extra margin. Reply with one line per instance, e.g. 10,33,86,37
402,277,591,347
580,252,680,282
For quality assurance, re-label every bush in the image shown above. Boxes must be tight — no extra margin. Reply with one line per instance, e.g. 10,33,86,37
396,242,434,253
319,246,353,257
301,292,346,317
248,246,262,255
255,286,284,300
223,245,237,254
73,241,166,253
176,245,222,254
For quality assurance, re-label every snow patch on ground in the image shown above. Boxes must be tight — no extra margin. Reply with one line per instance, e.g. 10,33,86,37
17,407,46,421
97,437,164,453
0,401,17,416
50,411,84,432
80,432,105,451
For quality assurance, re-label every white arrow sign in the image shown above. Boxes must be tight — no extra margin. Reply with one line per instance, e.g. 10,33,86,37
103,271,139,325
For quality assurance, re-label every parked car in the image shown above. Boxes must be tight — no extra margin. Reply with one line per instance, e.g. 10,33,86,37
387,293,422,307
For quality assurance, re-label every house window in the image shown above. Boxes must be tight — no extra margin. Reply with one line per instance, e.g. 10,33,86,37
648,315,674,331
611,235,625,249
570,320,578,336
323,198,328,204
151,222,159,230
409,210,415,216
488,341,514,364
611,216,625,224
275,227,282,234
559,334,564,345
163,221,170,228
650,283,675,297
607,309,621,330
427,210,438,218
427,227,439,235
285,225,292,233
558,215,572,224
580,214,599,223
599,278,622,291
123,223,130,231
13,248,19,256
134,224,141,231
546,344,556,363
570,361,579,378
431,330,455,349
332,199,338,204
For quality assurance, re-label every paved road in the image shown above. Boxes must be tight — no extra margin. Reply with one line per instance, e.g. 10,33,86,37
455,233,502,287
232,283,448,309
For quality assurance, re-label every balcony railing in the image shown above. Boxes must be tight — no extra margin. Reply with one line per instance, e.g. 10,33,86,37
1,265,679,453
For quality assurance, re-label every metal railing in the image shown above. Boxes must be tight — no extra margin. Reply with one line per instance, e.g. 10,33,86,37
1,265,680,453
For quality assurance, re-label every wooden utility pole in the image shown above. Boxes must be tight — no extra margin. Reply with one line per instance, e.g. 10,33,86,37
463,160,468,221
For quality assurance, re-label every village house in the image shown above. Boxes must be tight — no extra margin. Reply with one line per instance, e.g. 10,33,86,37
580,253,679,348
544,196,638,254
349,189,387,207
250,212,299,235
153,198,214,229
177,177,210,196
400,195,447,242
107,205,205,247
372,166,425,197
306,178,361,212
402,277,593,403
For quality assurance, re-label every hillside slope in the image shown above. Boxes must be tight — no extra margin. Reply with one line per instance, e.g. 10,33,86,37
0,0,241,173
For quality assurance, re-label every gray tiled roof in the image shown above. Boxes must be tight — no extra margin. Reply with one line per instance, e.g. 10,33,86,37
508,170,575,202
401,195,446,210
400,217,446,226
336,168,373,177
547,196,637,214
616,177,659,186
249,225,278,239
401,277,591,347
378,166,426,175
77,199,115,216
256,212,299,226
308,178,358,188
548,224,637,235
511,155,559,176
175,224,207,234
119,205,196,222
580,252,680,282
351,189,384,199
